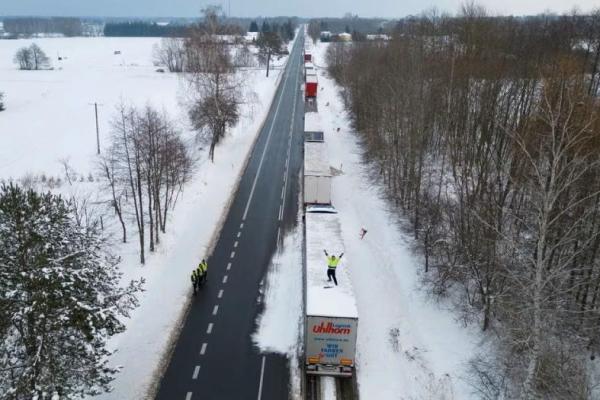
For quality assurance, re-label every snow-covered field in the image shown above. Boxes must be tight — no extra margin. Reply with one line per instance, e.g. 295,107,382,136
254,40,483,400
0,36,287,399
0,37,185,178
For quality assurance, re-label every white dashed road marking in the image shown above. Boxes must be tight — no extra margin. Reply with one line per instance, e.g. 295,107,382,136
212,305,219,316
230,251,236,259
192,366,200,380
227,262,232,271
186,391,192,400
223,275,228,284
207,323,213,334
200,343,207,355
218,289,224,298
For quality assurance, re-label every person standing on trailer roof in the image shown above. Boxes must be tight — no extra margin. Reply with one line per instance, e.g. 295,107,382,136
324,250,343,286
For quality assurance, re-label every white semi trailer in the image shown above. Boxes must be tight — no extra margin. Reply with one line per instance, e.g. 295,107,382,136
304,141,332,205
304,208,358,377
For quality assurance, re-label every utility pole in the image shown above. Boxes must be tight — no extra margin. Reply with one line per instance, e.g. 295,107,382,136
266,48,270,77
89,102,103,154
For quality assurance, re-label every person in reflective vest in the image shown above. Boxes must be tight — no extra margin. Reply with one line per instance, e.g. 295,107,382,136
324,250,344,286
198,259,208,284
191,268,201,295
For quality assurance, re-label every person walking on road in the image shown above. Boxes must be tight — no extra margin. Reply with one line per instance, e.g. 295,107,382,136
324,250,343,286
191,268,201,295
198,259,208,284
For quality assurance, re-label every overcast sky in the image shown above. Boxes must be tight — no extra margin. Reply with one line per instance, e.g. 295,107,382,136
0,0,597,18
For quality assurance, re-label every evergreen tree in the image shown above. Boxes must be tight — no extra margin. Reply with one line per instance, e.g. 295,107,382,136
249,21,258,32
0,184,143,399
0,92,5,111
261,21,271,33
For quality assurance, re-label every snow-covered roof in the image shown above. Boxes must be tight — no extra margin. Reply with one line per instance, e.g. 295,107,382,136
304,111,322,133
337,33,352,41
306,211,358,318
366,34,390,41
244,32,259,42
305,142,331,176
306,75,318,84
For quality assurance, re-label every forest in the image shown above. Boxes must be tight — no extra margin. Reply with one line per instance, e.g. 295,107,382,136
3,17,82,36
326,6,600,398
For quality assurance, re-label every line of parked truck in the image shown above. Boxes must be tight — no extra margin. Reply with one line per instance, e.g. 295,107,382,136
303,41,318,100
301,36,359,387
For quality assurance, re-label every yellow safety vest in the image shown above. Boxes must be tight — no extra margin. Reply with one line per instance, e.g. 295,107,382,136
327,256,340,268
200,261,208,273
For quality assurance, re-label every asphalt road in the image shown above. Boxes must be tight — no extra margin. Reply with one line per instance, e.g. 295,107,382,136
155,31,306,400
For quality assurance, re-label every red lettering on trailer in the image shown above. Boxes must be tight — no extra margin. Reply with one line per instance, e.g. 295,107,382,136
312,322,351,335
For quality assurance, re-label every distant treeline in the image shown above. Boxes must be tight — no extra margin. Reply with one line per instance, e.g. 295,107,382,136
3,17,82,36
308,16,389,35
104,22,190,37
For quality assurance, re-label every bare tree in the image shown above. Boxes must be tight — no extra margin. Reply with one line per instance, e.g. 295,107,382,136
307,20,320,44
105,103,192,264
14,47,33,70
14,43,50,70
29,43,50,70
153,37,186,72
99,153,127,243
185,6,242,161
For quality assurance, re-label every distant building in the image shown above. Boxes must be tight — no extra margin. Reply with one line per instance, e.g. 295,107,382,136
337,32,352,42
366,34,390,41
320,31,332,42
245,31,259,43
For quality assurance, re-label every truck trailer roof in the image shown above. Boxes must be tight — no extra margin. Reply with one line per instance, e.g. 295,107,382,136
304,111,323,133
305,142,331,177
305,211,358,318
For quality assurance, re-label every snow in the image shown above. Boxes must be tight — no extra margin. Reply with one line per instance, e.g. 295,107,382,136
0,36,288,399
0,37,185,178
311,40,482,399
320,377,336,400
252,223,303,399
305,211,358,319
304,142,331,176
304,111,324,134
253,225,303,354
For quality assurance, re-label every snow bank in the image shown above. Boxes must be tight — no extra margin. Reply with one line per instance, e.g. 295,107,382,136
253,221,304,399
253,225,303,355
311,41,482,399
